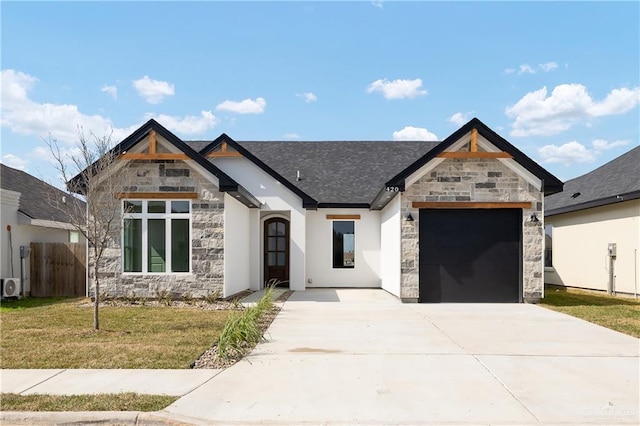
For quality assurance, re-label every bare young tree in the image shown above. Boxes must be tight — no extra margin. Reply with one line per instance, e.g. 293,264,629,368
46,128,127,330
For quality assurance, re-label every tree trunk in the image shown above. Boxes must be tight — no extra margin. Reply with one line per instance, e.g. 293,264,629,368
93,266,100,330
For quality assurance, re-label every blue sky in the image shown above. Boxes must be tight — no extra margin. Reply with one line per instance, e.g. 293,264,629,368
1,1,638,187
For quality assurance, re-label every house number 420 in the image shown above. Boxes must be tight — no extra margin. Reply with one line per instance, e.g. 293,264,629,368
385,186,400,192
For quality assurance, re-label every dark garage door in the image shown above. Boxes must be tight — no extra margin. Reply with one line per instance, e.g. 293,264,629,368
419,209,521,303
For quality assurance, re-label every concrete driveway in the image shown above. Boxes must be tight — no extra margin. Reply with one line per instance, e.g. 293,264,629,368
161,289,639,425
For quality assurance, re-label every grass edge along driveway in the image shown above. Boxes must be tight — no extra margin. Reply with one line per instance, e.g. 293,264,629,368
0,392,177,412
541,285,640,338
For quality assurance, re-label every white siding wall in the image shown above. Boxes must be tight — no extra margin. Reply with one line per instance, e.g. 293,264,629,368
306,208,381,287
1,189,74,295
213,157,307,290
223,194,252,297
380,195,401,297
544,199,640,295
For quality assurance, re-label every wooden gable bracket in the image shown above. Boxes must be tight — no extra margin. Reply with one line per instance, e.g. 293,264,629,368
119,130,190,160
436,127,513,159
207,141,243,158
470,128,478,152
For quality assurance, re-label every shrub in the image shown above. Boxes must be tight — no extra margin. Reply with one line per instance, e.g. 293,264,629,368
202,290,222,304
217,290,274,360
155,289,173,307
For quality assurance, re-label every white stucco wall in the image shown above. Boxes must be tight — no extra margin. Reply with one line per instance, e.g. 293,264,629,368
544,199,640,295
223,193,252,297
213,157,307,290
1,189,76,295
380,195,401,297
305,208,381,287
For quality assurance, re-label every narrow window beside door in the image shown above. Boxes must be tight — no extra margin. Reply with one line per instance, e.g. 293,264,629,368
333,221,355,269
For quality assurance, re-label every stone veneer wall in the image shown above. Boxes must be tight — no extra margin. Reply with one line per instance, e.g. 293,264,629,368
91,160,225,298
400,158,543,303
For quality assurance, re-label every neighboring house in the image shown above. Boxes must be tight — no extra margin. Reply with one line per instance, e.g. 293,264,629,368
544,146,640,296
1,164,86,296
73,117,562,303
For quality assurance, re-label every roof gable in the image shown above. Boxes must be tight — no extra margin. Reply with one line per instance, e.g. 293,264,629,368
385,117,563,195
68,120,261,208
545,145,640,216
201,134,319,209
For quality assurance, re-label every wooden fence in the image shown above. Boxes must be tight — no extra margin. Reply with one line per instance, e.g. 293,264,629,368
30,242,86,297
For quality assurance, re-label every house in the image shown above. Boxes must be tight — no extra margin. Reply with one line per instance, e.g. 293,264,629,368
544,146,640,296
1,164,86,296
74,117,562,303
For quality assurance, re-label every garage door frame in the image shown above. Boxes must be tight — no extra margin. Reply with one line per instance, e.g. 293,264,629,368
418,207,523,303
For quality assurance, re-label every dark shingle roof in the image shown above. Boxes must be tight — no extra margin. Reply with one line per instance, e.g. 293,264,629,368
1,164,85,223
235,141,439,204
545,145,640,216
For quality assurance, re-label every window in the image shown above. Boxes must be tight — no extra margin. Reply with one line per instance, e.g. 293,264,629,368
123,200,191,273
333,221,355,268
544,224,553,268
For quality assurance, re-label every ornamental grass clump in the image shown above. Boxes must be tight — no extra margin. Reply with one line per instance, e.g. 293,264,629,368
217,288,274,360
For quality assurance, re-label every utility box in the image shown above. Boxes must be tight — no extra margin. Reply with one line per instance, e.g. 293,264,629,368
608,243,617,257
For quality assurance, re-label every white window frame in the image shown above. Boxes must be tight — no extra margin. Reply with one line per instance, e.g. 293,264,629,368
122,199,192,274
331,219,356,269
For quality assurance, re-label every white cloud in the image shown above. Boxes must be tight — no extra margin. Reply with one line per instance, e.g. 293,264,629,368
284,132,300,139
1,69,135,144
101,84,117,99
538,141,596,165
392,126,438,141
132,75,175,104
448,112,472,126
505,62,558,76
588,87,640,116
591,139,629,151
371,1,383,8
518,64,536,75
0,69,216,146
506,84,640,137
296,92,317,103
367,78,427,100
1,153,29,170
539,62,558,72
538,138,631,165
216,97,266,114
144,111,218,135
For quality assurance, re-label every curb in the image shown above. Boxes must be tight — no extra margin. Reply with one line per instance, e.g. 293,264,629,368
0,411,198,425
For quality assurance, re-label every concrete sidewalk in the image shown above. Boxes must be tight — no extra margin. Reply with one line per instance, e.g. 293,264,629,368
1,368,222,396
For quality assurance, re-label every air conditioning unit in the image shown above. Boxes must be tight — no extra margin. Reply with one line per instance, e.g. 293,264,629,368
2,278,21,298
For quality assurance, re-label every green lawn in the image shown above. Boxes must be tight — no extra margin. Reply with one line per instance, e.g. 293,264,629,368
0,297,232,368
0,393,177,412
540,286,640,338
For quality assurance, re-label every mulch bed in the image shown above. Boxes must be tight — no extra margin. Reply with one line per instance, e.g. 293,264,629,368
191,290,293,369
75,289,255,311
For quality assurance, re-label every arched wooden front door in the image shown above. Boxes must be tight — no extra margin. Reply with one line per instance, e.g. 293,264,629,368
264,218,289,286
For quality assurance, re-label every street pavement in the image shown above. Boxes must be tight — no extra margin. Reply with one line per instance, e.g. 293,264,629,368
2,288,639,425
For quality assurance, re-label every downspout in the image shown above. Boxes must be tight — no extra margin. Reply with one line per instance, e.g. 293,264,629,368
19,246,27,297
7,225,14,277
634,249,638,299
